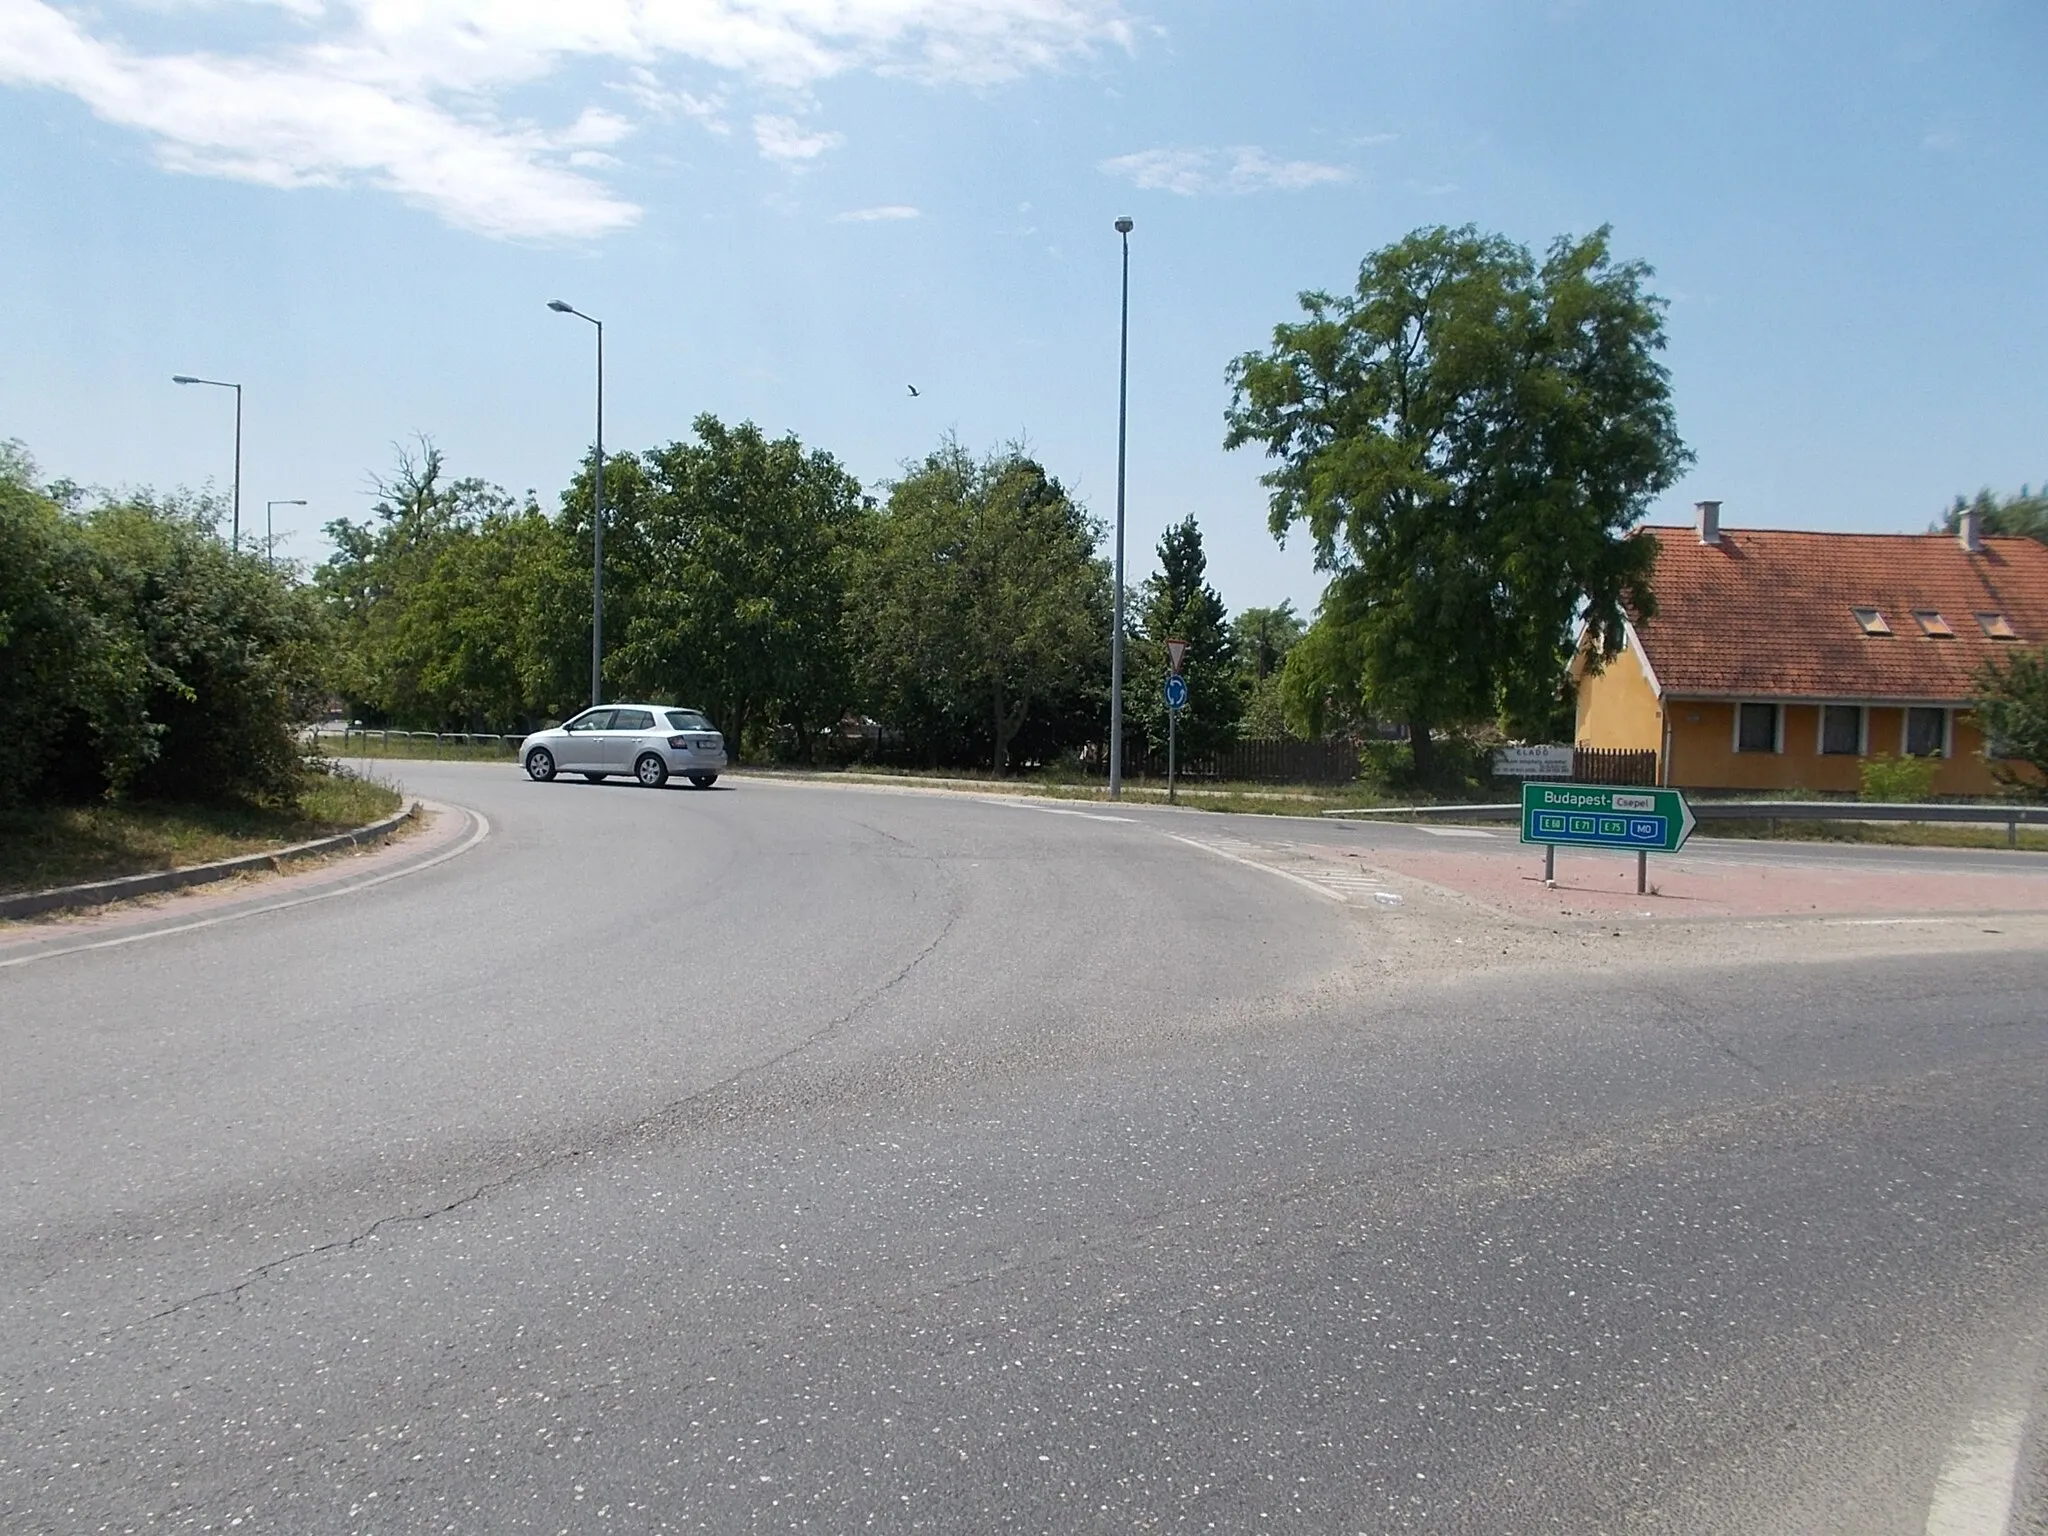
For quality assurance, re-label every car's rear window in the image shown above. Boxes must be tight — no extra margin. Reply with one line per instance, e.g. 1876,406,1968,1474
613,708,655,730
666,711,714,732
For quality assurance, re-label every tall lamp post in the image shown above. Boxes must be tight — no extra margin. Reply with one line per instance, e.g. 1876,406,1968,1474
172,375,242,551
265,499,306,568
1108,216,1134,800
548,299,606,708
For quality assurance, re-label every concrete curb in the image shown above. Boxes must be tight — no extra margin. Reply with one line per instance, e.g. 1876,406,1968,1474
0,801,420,920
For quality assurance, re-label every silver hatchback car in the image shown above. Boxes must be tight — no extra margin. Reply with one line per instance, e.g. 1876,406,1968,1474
520,704,728,788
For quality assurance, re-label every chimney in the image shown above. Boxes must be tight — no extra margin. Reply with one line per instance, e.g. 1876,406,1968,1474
1959,503,1982,554
1695,500,1722,546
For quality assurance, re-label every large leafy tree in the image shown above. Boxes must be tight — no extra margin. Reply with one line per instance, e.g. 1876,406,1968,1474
605,415,871,757
1224,224,1689,780
853,441,1110,775
317,441,582,727
1128,516,1240,762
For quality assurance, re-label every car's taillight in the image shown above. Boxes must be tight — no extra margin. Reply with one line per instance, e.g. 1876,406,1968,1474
667,735,688,749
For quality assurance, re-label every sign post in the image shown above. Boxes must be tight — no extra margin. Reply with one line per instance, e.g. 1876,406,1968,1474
1163,671,1189,804
1164,642,1189,804
1518,782,1695,894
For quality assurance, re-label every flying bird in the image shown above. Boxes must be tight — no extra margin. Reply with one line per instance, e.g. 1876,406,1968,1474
906,384,920,397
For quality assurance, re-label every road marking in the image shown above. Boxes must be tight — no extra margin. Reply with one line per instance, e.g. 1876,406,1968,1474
1419,826,1495,838
1926,1406,2027,1536
1165,835,1346,902
1031,807,1138,822
0,802,492,971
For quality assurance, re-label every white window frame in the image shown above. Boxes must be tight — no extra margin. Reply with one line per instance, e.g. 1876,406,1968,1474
1733,701,1782,754
1816,703,1866,757
1900,706,1951,759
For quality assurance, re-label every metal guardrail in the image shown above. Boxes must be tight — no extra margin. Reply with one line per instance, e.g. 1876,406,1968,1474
307,727,522,752
1325,799,2048,848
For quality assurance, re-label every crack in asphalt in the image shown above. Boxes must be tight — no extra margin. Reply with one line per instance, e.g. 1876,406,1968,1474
133,864,965,1333
141,1165,542,1323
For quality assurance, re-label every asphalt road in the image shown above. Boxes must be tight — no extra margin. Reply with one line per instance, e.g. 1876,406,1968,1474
3,761,2046,1534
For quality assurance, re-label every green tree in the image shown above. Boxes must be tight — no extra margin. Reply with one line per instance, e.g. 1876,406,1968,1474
1224,224,1689,781
1128,516,1240,763
1230,602,1305,740
387,506,585,729
1941,486,2048,544
605,415,871,757
853,441,1110,775
317,441,568,725
0,443,149,803
1975,646,2048,798
87,493,328,803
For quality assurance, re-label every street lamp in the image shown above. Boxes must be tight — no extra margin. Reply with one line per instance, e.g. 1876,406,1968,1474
265,499,306,568
548,299,606,708
172,375,242,552
1108,216,1134,800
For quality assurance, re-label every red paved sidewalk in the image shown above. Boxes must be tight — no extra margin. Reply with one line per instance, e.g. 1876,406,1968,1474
1364,844,2048,921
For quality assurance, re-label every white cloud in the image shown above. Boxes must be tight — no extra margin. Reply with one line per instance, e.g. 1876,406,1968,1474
753,113,843,164
0,0,1132,238
834,204,920,221
1099,144,1350,197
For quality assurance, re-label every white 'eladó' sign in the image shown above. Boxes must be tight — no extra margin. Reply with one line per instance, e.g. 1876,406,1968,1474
1492,744,1575,778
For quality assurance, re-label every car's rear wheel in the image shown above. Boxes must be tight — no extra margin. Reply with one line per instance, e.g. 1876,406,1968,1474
635,753,669,788
688,773,718,789
582,773,607,783
525,747,556,782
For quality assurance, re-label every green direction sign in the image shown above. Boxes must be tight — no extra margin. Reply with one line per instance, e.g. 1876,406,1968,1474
1519,782,1696,854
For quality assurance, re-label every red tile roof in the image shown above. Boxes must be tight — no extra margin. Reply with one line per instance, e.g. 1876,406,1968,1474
1629,527,2048,702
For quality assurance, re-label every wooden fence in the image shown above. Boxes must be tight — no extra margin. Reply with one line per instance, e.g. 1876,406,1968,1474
1569,747,1659,785
1179,738,1362,785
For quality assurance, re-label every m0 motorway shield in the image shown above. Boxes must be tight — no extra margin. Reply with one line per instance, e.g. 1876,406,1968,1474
1519,782,1696,853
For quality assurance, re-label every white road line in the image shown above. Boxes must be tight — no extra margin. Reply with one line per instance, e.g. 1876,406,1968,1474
1030,807,1138,822
1419,826,1496,839
1164,835,1346,903
1926,1406,2027,1536
0,802,492,971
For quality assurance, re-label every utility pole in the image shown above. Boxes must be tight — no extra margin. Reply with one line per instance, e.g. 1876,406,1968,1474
1109,216,1134,799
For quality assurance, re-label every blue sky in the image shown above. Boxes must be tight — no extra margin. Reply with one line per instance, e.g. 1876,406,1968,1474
3,0,2043,617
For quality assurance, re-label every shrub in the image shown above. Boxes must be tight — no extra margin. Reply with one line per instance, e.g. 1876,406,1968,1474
0,444,328,808
1860,752,1938,802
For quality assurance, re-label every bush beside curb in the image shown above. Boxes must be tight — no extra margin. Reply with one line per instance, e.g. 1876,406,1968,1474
0,802,419,920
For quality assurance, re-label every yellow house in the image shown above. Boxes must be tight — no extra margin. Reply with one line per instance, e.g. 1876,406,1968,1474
1574,502,2048,795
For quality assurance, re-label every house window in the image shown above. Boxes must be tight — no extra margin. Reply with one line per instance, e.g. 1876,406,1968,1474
1852,608,1891,636
1977,612,2018,639
1904,707,1949,758
1819,705,1863,756
1913,610,1955,638
1736,702,1780,753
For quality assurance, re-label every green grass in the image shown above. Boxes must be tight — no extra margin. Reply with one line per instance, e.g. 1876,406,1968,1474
0,771,405,896
1700,817,2048,852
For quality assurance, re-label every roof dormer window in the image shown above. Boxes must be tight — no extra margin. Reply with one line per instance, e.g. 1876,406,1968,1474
1977,612,2017,639
1852,607,1891,635
1912,610,1954,637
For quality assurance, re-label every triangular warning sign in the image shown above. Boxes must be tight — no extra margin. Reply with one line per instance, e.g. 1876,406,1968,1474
1166,638,1188,672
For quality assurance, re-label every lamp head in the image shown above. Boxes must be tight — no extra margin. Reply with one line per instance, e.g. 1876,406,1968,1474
172,375,199,384
1114,217,1134,234
547,299,574,313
